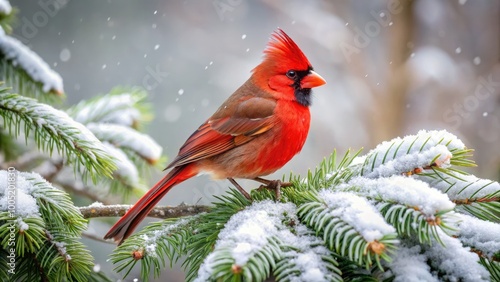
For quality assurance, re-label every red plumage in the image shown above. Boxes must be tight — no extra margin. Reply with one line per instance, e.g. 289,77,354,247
104,29,326,244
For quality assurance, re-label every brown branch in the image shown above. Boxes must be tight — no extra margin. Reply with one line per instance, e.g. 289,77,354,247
453,197,500,205
78,203,211,219
470,248,500,262
82,231,116,245
45,230,71,262
42,159,64,183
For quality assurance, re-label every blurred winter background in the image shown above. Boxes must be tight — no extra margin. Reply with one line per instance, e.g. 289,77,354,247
12,0,500,280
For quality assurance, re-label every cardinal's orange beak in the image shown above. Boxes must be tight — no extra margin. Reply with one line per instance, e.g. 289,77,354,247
301,70,326,89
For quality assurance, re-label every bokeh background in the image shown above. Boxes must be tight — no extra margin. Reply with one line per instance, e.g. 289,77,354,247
12,0,500,281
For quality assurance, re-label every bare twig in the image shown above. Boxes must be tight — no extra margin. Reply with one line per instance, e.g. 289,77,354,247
78,203,210,219
82,231,117,245
43,159,64,182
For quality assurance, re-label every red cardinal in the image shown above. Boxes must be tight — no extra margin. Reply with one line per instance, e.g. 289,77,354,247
105,29,326,244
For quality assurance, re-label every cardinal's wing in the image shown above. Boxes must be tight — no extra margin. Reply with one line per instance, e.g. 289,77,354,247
165,97,277,169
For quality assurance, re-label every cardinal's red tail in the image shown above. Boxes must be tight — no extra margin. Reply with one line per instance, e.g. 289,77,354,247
104,164,198,245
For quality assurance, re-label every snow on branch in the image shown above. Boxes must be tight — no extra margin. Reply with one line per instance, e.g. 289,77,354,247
0,170,93,281
298,191,398,268
455,214,500,259
359,130,465,178
417,171,500,222
195,201,289,281
418,171,500,201
387,244,438,282
318,191,396,243
336,176,456,243
0,170,40,218
68,90,147,128
87,123,162,164
102,142,140,188
274,225,342,281
0,93,116,181
0,27,64,96
196,201,342,282
341,176,454,217
107,130,500,281
0,0,12,15
423,230,490,282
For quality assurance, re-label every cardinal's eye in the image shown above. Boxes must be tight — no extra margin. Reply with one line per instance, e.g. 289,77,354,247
286,70,297,80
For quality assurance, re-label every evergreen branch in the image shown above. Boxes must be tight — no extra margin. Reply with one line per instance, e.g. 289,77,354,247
306,149,362,190
386,242,437,282
16,251,49,282
0,124,25,161
196,238,281,282
336,255,382,281
0,214,45,256
453,197,500,205
67,87,150,129
0,248,11,281
274,233,342,282
0,171,94,281
194,200,340,282
338,176,456,244
417,170,500,222
423,230,490,281
298,192,398,269
457,202,500,223
377,203,449,245
0,93,117,181
109,189,249,282
479,257,500,282
0,28,64,102
101,142,141,191
86,122,162,165
271,149,363,206
111,217,198,281
25,173,88,235
359,130,465,178
0,3,15,34
78,203,210,219
184,189,252,282
38,229,93,282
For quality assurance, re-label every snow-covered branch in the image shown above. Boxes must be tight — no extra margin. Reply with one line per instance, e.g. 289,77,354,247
67,89,147,128
0,93,116,181
0,26,63,96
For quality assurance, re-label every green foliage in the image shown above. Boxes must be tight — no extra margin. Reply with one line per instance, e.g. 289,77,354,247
109,131,500,282
0,84,165,281
0,41,64,104
0,6,16,34
0,125,25,161
0,173,94,281
66,87,164,196
418,169,500,223
298,200,398,269
480,257,500,282
0,91,117,182
66,87,152,130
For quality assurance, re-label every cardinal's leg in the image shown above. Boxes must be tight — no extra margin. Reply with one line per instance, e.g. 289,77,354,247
227,178,251,200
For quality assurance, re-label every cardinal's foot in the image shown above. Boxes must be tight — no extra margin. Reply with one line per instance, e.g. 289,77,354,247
254,178,291,200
